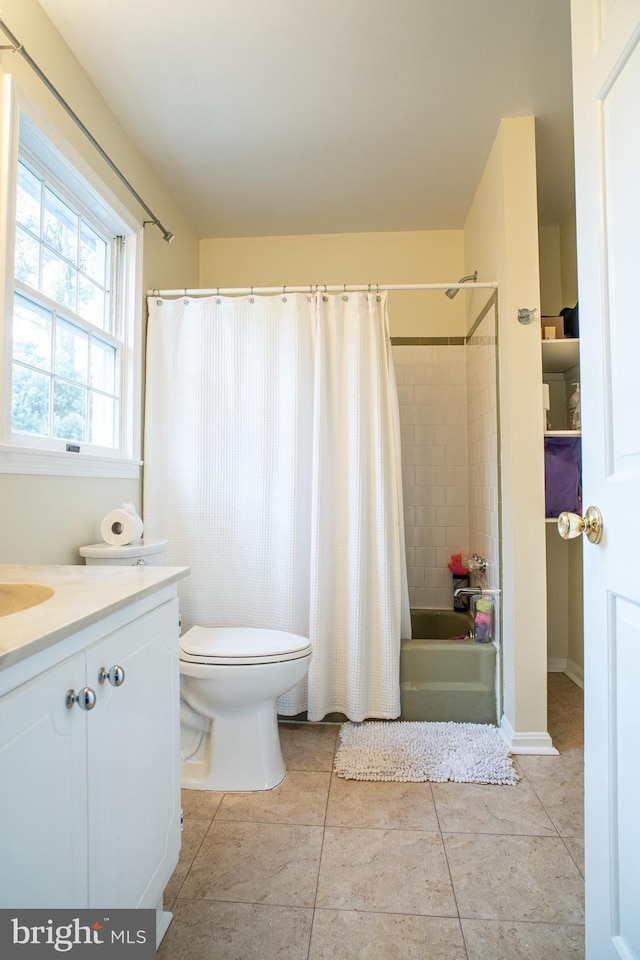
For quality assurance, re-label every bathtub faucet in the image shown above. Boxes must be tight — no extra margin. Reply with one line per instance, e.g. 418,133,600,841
453,586,482,599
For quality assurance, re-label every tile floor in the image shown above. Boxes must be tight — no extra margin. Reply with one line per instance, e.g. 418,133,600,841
159,672,584,959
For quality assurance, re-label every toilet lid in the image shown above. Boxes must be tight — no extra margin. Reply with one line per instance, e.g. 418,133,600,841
179,625,312,665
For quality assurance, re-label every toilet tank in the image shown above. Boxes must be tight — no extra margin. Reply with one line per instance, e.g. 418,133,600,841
79,538,168,566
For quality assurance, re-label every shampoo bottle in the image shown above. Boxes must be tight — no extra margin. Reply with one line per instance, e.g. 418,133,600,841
568,383,581,430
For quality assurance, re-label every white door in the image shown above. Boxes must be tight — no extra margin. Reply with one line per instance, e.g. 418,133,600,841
571,1,640,957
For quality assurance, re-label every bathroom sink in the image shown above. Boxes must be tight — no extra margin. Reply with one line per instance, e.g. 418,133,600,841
0,582,54,617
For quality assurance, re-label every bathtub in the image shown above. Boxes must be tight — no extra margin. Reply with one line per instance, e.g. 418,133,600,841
407,608,473,641
400,608,496,723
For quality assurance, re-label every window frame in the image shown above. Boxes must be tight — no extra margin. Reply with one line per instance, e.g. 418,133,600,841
0,76,143,479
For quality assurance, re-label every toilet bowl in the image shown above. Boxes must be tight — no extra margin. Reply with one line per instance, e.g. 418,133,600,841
77,538,310,792
179,625,312,792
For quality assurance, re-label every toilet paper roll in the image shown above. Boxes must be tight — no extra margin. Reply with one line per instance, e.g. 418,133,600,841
100,505,144,545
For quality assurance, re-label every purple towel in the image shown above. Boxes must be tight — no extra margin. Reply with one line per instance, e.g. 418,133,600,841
544,437,582,517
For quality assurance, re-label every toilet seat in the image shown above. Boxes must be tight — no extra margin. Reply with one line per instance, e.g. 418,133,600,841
179,625,312,665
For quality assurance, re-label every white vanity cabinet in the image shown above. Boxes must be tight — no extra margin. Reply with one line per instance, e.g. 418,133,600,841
0,588,181,940
0,653,90,905
86,599,181,909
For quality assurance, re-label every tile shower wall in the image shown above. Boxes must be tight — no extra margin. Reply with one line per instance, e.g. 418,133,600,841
394,325,499,613
393,343,469,609
466,310,500,594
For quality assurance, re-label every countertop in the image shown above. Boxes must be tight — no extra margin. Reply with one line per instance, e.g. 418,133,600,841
0,564,190,670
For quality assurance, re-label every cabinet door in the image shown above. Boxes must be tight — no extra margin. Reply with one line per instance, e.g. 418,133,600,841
85,599,180,908
0,656,89,907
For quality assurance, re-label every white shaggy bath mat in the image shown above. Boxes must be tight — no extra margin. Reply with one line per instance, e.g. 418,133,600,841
334,721,518,785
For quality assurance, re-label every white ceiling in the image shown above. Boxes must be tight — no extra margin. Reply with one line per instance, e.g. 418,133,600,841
36,0,574,239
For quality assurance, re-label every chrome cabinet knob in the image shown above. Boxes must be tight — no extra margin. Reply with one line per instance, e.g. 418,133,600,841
98,664,126,686
65,687,97,710
557,505,603,544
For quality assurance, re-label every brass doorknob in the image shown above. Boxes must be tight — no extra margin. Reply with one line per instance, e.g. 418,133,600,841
557,506,603,544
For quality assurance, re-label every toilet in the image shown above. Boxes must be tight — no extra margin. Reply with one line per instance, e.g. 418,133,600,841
180,626,312,792
79,538,169,566
79,538,312,793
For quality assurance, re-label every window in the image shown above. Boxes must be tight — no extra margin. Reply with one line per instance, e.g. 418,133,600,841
1,89,142,478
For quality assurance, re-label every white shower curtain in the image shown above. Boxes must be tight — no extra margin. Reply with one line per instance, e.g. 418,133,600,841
144,291,410,721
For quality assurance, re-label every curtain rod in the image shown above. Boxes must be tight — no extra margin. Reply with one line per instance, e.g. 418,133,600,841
0,17,174,244
148,282,498,297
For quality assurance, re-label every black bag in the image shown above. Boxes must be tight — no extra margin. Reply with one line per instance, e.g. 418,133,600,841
560,303,579,339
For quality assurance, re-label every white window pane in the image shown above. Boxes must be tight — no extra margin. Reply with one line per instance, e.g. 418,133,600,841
53,379,86,442
55,317,88,384
11,364,50,436
44,187,78,261
42,248,76,310
90,392,115,447
80,221,107,285
15,226,40,287
12,117,131,464
91,338,116,393
78,274,106,328
12,295,52,371
17,162,41,233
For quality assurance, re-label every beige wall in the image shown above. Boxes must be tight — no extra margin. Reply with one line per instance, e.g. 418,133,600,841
567,537,584,679
538,210,578,319
464,118,550,744
0,475,141,565
0,0,200,564
546,529,570,663
546,532,584,680
200,231,468,337
538,224,563,316
560,207,578,308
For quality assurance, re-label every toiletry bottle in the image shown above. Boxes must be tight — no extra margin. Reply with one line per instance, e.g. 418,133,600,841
473,597,493,643
568,383,581,430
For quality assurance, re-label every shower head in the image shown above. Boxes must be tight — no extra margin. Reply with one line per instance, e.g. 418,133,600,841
445,271,478,299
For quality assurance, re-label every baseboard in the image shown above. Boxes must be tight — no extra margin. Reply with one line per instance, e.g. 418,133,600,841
547,658,568,672
156,907,173,948
500,714,559,755
564,659,584,690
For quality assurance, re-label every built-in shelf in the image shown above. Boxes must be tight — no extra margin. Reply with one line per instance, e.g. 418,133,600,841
545,430,582,437
541,338,580,373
